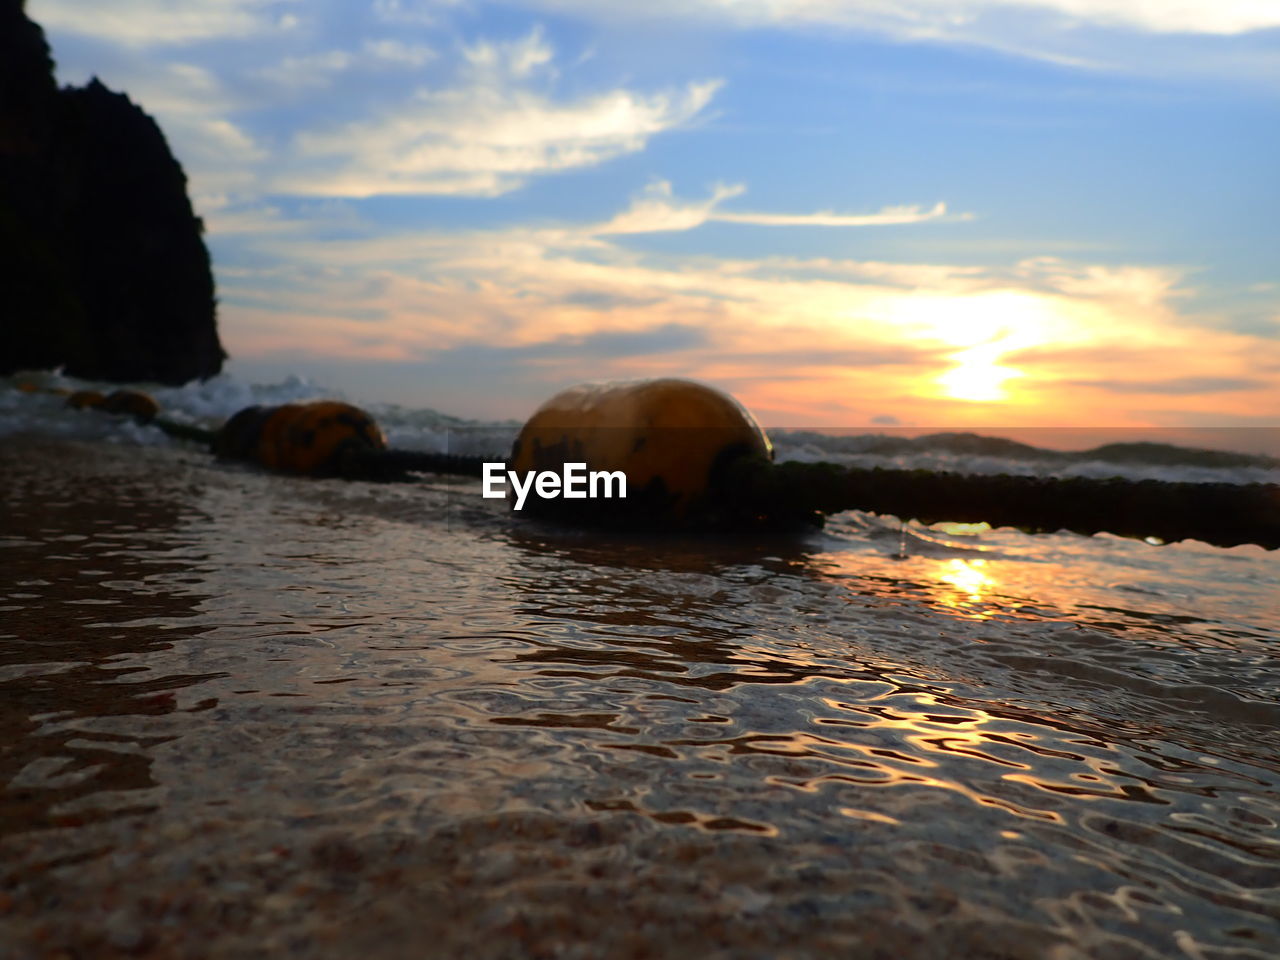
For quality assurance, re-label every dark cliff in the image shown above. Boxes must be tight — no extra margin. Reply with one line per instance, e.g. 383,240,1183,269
1,0,225,384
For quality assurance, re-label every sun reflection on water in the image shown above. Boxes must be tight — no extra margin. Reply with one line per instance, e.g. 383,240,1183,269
938,558,996,607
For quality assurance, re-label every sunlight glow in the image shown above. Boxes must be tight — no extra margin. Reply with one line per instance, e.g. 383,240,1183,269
937,343,1024,402
878,289,1067,405
939,558,995,604
901,290,1057,349
933,522,993,536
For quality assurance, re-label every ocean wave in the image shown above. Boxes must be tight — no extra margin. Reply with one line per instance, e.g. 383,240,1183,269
3,371,1276,486
771,431,1280,486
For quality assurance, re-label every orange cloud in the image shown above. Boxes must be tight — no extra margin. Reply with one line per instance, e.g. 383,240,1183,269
219,206,1280,428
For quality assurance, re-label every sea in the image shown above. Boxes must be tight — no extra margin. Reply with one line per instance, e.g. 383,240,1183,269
2,371,1278,959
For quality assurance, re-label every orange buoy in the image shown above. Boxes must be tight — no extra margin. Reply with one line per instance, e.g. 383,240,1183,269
100,389,160,422
213,405,273,461
214,401,387,476
66,390,106,410
18,383,69,396
509,378,771,525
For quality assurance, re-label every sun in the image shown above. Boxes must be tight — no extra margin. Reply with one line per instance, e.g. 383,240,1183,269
879,289,1053,404
937,343,1024,402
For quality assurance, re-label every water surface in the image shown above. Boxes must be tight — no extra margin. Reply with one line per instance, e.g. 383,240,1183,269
2,438,1278,958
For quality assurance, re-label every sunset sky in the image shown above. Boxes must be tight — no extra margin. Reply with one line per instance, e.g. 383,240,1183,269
29,0,1280,430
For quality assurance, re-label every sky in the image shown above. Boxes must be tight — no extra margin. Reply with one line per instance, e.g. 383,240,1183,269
28,0,1280,435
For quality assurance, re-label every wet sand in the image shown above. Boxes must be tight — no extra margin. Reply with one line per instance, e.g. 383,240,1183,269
2,437,1278,959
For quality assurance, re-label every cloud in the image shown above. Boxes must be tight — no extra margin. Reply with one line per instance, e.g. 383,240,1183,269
593,182,970,235
30,0,290,46
506,1,1280,85
372,0,452,27
42,0,1276,55
253,50,355,90
220,188,1280,426
287,208,1280,422
196,117,266,160
560,290,666,310
1015,257,1188,306
593,181,746,234
1069,376,1272,395
715,201,969,228
499,323,711,358
202,198,365,236
51,24,717,204
123,61,228,112
67,60,265,195
516,0,1280,37
363,39,436,68
252,41,436,90
275,32,721,197
463,26,555,79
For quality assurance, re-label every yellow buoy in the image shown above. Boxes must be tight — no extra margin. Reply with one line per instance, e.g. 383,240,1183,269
215,401,387,476
509,378,771,525
100,389,160,422
66,390,106,410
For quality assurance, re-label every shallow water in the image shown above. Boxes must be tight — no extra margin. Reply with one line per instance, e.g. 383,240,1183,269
2,438,1278,958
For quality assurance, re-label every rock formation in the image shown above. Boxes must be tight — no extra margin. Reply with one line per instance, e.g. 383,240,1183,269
1,0,225,384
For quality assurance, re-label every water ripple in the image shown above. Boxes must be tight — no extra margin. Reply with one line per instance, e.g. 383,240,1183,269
2,440,1278,957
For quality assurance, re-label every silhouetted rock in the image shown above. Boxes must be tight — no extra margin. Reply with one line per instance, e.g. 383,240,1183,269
0,0,56,152
1081,441,1276,470
0,0,224,384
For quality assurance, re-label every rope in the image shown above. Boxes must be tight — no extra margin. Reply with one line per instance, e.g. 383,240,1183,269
722,457,1280,550
33,385,1280,548
338,448,495,481
369,447,1280,550
149,417,218,446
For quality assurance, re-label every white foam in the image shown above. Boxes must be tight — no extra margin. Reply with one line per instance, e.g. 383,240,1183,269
769,441,1280,486
4,370,1275,484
